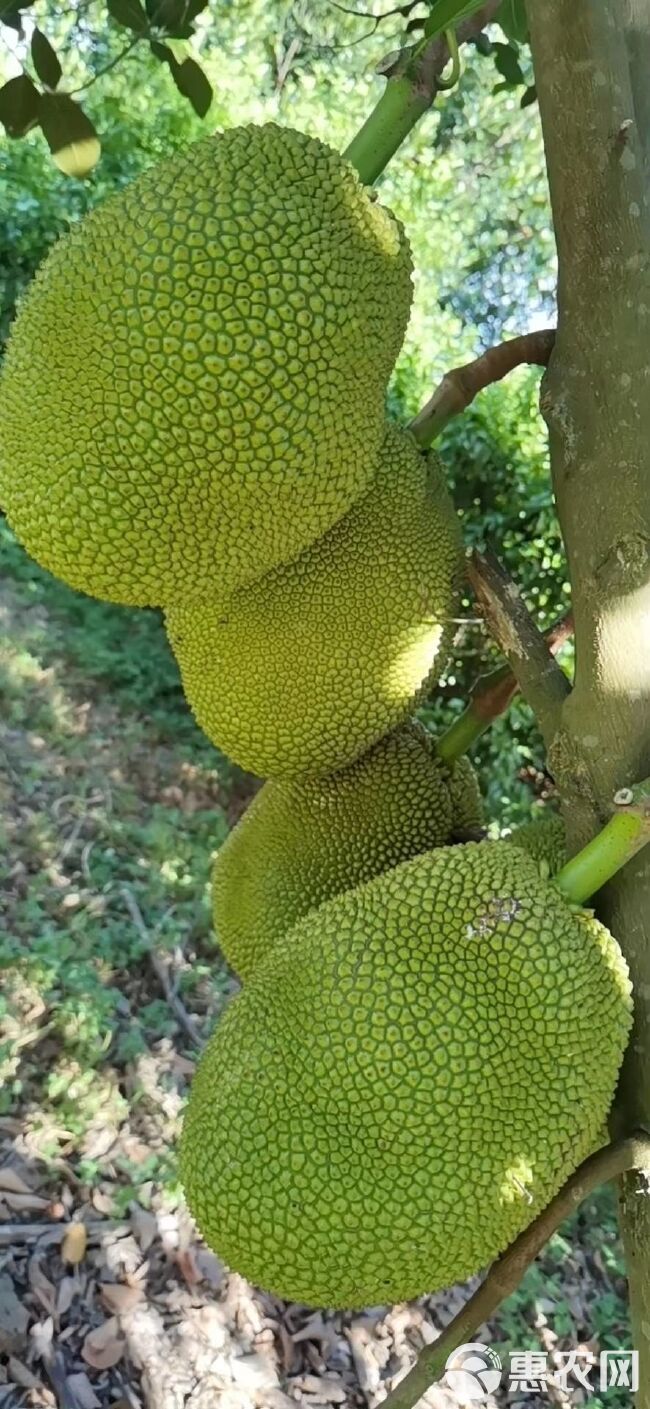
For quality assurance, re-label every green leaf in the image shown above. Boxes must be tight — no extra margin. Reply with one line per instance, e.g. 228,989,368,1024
520,83,537,108
150,42,211,117
38,92,101,177
422,0,488,41
0,0,34,30
497,0,528,44
144,0,207,37
168,55,211,115
492,40,524,86
31,28,62,90
0,73,40,137
107,0,148,32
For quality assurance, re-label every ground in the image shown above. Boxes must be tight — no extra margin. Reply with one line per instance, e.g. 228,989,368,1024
0,522,631,1409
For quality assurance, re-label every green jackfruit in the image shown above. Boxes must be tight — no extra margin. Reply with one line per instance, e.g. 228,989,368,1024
507,814,566,874
165,423,462,778
213,720,483,979
0,124,412,608
181,841,631,1308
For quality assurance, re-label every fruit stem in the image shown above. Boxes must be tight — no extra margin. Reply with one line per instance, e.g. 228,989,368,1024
343,76,431,186
554,777,650,906
343,3,499,185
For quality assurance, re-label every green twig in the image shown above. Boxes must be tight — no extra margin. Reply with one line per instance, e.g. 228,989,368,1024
343,0,500,183
555,779,650,905
381,1135,650,1409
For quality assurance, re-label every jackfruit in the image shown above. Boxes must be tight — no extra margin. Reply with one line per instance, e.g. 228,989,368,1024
0,124,412,608
213,720,483,979
181,840,631,1308
507,814,566,874
165,423,462,777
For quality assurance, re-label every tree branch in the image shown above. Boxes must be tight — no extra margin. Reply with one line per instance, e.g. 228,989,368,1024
467,549,571,746
381,1135,650,1409
436,606,573,764
409,329,556,447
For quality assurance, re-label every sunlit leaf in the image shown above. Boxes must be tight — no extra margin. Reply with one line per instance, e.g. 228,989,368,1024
38,93,101,177
31,28,62,90
106,0,148,34
0,73,40,137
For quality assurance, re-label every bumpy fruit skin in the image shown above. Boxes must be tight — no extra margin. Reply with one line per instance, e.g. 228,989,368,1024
165,424,462,777
507,814,566,874
446,754,485,839
0,124,412,607
213,720,483,979
181,841,631,1309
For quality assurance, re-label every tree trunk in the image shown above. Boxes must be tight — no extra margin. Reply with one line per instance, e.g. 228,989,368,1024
527,0,650,1393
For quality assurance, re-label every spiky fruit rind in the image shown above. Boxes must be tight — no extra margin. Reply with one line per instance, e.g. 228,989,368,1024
213,720,482,979
507,814,566,874
0,124,412,607
166,424,463,777
181,841,631,1309
446,753,485,839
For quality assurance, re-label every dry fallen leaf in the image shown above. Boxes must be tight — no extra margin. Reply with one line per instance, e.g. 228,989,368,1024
130,1204,157,1253
61,1221,88,1265
65,1372,101,1408
3,1191,50,1212
82,1318,126,1371
8,1356,42,1390
56,1277,77,1318
0,1167,34,1195
28,1257,57,1318
175,1246,201,1286
100,1281,143,1315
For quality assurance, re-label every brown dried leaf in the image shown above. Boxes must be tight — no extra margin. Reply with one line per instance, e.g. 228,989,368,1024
81,1318,125,1370
0,1167,34,1195
56,1277,77,1318
100,1282,143,1315
61,1221,87,1265
28,1258,57,1317
175,1245,201,1286
65,1372,101,1408
8,1356,42,1390
3,1191,49,1212
130,1204,156,1253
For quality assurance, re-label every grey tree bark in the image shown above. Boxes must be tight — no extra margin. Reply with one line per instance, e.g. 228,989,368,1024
527,0,650,1392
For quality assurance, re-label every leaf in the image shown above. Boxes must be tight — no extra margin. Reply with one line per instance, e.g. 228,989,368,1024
82,1319,126,1371
0,0,34,30
130,1202,157,1252
0,1166,34,1194
497,0,528,44
100,1282,143,1314
520,83,537,108
168,56,211,116
150,42,211,116
38,93,100,177
492,40,525,86
31,29,62,89
106,0,148,33
422,0,488,41
61,1220,88,1264
0,73,40,137
2,1190,49,1211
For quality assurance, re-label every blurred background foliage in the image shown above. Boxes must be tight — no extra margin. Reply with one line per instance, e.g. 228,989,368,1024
1,0,565,829
0,0,572,1143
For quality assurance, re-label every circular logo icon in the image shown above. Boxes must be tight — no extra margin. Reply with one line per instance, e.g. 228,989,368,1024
444,1343,502,1401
